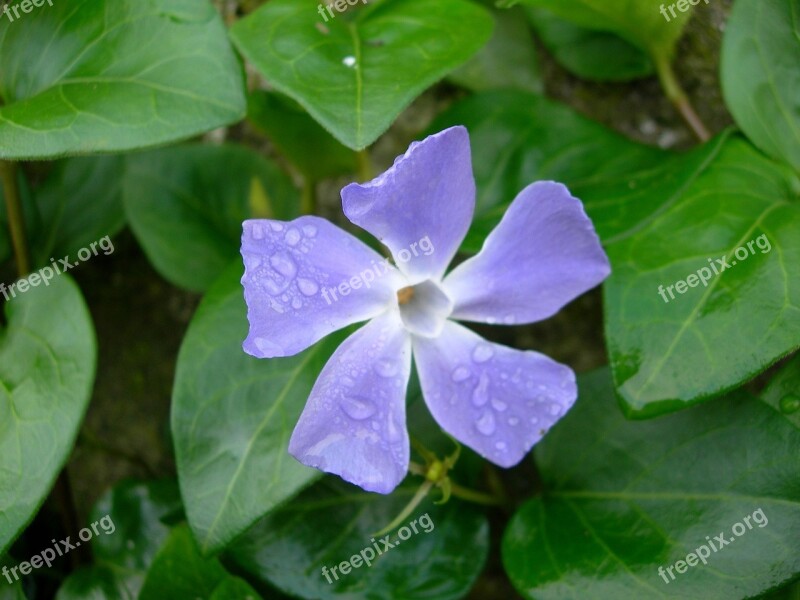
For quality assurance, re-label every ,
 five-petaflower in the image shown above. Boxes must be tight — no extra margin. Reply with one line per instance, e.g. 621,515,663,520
240,126,610,494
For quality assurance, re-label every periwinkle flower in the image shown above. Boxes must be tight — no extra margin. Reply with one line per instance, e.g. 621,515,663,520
241,126,610,494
